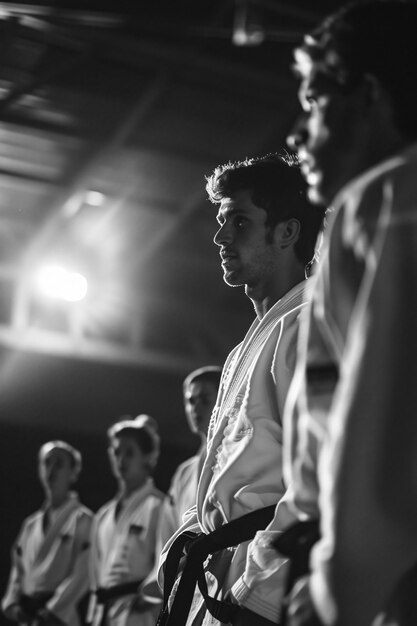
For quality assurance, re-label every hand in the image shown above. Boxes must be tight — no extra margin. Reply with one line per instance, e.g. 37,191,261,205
231,606,276,625
285,576,321,626
130,595,155,614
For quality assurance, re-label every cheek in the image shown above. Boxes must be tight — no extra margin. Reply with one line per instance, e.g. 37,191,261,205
308,108,333,148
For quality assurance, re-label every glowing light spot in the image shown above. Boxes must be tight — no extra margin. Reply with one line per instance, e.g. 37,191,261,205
85,190,105,207
36,265,88,302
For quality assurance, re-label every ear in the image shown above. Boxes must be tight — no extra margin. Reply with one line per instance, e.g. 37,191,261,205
70,468,79,485
274,218,301,250
361,73,392,112
146,452,158,470
360,74,399,133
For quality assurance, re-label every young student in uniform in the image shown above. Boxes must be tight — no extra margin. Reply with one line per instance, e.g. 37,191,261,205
2,440,93,626
141,366,222,604
88,415,164,626
160,365,222,539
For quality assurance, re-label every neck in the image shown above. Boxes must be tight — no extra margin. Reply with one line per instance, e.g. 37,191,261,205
247,263,305,320
48,492,70,510
120,477,148,499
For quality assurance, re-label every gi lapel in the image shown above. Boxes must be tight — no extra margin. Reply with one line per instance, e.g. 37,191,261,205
112,480,154,542
33,495,80,567
213,281,305,436
198,282,305,509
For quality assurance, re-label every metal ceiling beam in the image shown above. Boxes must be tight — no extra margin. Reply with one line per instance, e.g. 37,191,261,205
0,3,123,27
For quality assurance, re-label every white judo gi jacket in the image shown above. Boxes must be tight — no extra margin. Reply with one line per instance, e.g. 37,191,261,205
141,451,205,605
285,144,417,626
88,479,164,626
159,281,308,625
2,493,93,626
160,450,204,542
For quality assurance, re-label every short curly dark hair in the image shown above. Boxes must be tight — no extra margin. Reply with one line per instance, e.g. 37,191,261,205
206,153,325,267
293,0,417,139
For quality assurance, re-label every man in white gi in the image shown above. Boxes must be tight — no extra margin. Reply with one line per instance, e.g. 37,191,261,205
2,441,93,626
280,2,417,625
158,155,324,626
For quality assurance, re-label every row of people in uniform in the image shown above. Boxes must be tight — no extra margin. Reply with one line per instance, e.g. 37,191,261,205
1,366,222,626
4,1,417,624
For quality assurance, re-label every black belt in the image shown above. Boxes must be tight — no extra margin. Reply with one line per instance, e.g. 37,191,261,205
306,364,339,386
93,580,143,626
272,520,321,626
95,581,142,604
20,593,53,620
157,504,276,626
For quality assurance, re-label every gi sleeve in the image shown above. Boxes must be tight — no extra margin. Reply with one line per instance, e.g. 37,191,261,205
1,524,26,618
45,510,92,625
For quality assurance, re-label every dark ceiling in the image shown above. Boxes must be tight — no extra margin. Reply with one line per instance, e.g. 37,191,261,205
0,0,349,434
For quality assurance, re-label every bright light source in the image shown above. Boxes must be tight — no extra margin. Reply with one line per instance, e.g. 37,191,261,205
85,190,105,207
36,265,88,302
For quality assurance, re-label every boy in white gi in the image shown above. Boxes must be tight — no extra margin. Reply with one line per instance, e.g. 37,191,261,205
88,415,164,626
280,2,417,625
158,155,324,625
2,440,93,626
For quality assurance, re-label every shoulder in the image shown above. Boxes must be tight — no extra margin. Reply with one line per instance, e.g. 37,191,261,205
75,503,94,518
338,149,417,230
173,455,199,478
148,487,165,503
169,456,198,491
74,505,94,532
94,500,115,522
22,509,43,529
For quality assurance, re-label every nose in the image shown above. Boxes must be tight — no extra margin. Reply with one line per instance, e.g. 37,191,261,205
286,113,308,152
213,222,232,247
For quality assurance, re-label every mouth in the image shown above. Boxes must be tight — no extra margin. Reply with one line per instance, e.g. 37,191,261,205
220,250,237,266
300,159,321,187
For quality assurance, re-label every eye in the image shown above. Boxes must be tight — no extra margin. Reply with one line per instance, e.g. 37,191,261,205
302,93,317,112
234,216,247,227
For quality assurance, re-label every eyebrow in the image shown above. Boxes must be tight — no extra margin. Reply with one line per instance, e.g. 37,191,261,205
216,205,244,223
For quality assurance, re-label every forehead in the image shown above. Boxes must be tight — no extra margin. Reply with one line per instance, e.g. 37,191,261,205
185,380,216,396
41,448,72,465
111,434,141,450
217,189,264,220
